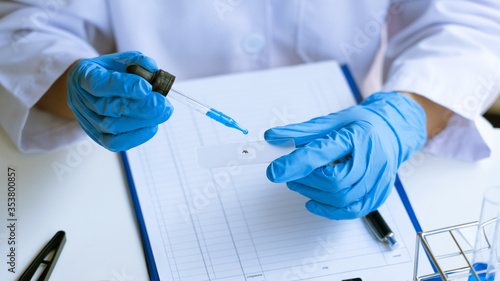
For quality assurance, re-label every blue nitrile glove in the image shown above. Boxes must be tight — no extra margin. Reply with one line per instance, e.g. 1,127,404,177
265,92,427,220
67,51,173,152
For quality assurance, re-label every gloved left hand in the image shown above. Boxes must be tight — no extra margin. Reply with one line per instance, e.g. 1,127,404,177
67,51,173,152
265,92,427,220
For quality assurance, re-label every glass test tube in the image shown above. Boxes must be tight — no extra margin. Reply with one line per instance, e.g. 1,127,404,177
470,186,500,281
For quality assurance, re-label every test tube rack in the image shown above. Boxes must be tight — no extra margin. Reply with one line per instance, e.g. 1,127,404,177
414,221,492,281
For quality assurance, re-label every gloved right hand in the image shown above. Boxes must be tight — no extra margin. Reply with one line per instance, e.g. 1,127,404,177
265,92,427,220
67,51,173,152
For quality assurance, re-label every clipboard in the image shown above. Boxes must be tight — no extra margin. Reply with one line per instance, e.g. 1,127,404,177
120,62,427,281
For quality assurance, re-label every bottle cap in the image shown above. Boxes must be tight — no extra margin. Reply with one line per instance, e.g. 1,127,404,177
126,64,176,96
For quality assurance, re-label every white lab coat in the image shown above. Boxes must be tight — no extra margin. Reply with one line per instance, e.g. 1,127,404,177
0,0,499,160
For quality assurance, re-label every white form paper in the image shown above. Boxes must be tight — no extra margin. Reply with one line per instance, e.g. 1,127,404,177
125,61,420,281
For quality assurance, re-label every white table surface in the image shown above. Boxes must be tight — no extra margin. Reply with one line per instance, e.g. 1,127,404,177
0,127,499,281
401,129,500,231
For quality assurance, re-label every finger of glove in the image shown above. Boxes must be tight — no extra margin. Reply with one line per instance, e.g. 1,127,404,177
264,105,368,147
70,87,171,134
99,125,159,152
68,95,106,147
95,51,159,73
106,110,172,135
305,199,370,220
290,153,375,207
78,89,173,119
82,102,171,135
287,181,367,208
72,101,159,152
298,122,375,191
266,128,354,183
325,120,391,193
78,65,153,99
291,155,353,191
304,169,394,220
294,129,390,207
69,83,171,135
264,115,342,146
304,135,397,216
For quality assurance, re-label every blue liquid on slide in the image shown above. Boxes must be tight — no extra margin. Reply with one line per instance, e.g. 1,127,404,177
206,108,248,134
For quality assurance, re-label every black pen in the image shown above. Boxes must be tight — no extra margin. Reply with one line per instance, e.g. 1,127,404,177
364,210,398,248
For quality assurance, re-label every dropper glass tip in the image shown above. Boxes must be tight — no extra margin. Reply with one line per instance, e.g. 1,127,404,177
206,108,249,135
231,122,248,135
232,121,248,135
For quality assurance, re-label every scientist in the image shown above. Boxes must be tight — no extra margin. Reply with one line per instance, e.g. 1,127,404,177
1,1,499,220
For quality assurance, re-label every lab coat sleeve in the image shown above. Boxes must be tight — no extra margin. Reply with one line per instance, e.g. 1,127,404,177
0,1,112,153
382,0,500,161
